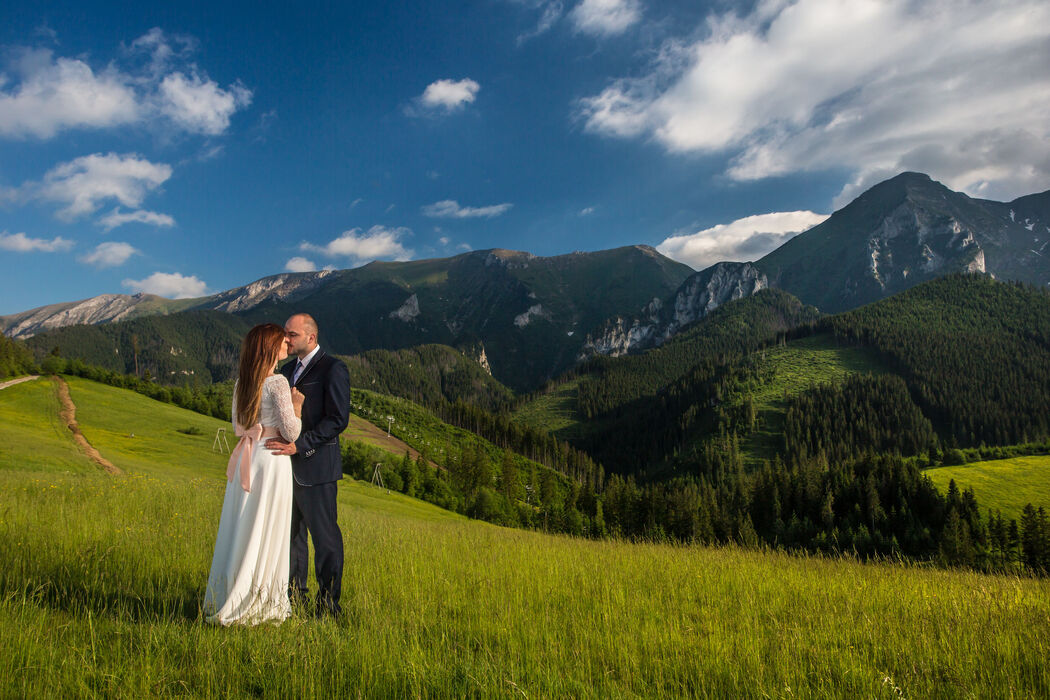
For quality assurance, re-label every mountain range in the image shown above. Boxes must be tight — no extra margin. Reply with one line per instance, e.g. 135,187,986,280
5,172,1049,391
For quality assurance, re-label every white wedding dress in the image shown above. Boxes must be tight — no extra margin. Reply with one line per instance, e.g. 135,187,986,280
204,374,301,625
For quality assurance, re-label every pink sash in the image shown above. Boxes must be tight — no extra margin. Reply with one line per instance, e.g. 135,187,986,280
226,424,282,492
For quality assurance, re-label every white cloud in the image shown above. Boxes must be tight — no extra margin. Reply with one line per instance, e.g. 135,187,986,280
579,206,595,216
579,0,1050,202
657,210,828,270
128,27,197,78
517,1,564,44
0,30,251,140
422,200,513,218
0,231,74,253
36,153,172,220
419,79,480,111
284,256,317,272
438,236,451,245
78,241,140,267
98,207,175,230
570,0,641,36
157,72,252,135
300,226,414,264
122,271,208,298
0,49,140,138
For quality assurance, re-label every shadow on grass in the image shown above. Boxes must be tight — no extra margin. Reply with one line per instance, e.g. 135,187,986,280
4,574,204,623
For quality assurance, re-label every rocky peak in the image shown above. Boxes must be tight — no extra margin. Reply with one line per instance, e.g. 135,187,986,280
1,293,165,339
207,270,336,313
578,261,768,359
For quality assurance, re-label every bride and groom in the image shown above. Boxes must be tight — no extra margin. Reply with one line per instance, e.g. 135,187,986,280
203,313,351,625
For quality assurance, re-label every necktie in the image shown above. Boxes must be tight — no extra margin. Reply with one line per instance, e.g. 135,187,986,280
293,360,304,384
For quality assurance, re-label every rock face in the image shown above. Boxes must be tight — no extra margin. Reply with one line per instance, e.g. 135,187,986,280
207,270,335,313
667,262,767,335
0,293,165,339
579,262,768,358
389,294,421,322
756,172,1050,313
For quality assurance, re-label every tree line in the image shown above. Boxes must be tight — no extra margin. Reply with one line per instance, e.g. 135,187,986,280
822,274,1050,448
0,334,34,378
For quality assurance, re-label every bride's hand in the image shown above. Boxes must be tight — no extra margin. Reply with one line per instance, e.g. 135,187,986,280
290,387,305,416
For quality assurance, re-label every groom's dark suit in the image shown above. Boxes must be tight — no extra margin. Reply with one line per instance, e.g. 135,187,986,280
281,348,350,616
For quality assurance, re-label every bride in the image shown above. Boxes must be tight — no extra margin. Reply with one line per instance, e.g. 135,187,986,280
204,323,304,625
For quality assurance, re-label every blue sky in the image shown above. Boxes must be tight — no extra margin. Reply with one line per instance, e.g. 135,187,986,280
2,0,1049,314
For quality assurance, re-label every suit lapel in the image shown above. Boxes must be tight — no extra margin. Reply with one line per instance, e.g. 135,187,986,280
294,349,326,386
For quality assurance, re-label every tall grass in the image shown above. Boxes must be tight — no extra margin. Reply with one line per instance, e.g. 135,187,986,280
1,377,1049,697
926,456,1050,521
2,469,1049,698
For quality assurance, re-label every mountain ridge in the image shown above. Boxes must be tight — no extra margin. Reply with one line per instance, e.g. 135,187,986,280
755,172,1050,312
7,174,1050,390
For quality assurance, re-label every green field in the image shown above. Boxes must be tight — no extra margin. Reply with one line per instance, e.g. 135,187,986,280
0,377,94,474
732,334,887,466
63,375,232,477
2,377,1049,697
512,376,584,436
926,456,1050,522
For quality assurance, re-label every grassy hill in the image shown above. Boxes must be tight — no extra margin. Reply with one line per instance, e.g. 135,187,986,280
731,334,888,467
513,289,821,444
1,377,1049,697
926,456,1050,521
0,376,98,474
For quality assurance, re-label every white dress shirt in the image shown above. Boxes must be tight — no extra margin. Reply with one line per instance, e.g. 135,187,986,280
293,345,321,384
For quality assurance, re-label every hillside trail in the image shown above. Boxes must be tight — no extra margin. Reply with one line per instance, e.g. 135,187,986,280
0,375,39,391
51,376,122,475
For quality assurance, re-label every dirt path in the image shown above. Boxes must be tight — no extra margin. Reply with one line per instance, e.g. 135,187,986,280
51,376,122,475
0,375,39,391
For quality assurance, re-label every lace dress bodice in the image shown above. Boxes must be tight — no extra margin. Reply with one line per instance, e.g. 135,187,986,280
232,374,302,442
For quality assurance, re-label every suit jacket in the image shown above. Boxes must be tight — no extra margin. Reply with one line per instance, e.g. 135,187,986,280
280,349,350,486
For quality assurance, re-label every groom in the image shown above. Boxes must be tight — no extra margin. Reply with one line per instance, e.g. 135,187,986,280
266,313,350,617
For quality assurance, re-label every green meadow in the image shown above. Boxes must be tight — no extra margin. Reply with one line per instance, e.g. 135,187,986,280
512,376,585,437
0,376,93,474
926,456,1050,522
733,334,888,466
2,376,1049,697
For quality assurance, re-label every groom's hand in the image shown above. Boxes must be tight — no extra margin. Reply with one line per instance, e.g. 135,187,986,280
265,437,298,456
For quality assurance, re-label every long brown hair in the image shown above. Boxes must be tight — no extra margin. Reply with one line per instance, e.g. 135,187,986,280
235,323,286,427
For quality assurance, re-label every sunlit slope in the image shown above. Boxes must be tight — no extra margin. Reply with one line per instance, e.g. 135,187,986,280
60,376,438,478
732,334,888,466
0,377,94,474
1,377,1049,696
927,456,1050,521
62,375,232,477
